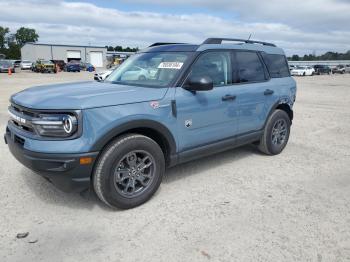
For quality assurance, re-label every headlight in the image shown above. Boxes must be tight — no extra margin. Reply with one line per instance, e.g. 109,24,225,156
32,113,78,137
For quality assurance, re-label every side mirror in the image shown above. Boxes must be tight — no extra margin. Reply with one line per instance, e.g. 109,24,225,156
184,75,213,91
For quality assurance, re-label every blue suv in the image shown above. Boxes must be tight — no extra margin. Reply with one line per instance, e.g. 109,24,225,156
5,38,296,209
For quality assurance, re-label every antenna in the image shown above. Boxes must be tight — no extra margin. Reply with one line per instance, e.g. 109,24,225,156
247,34,252,41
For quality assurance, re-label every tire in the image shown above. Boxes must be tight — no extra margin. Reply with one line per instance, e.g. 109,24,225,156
258,109,291,155
93,134,165,209
138,75,146,80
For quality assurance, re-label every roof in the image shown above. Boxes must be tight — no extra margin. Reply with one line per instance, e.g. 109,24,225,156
143,44,199,52
198,43,285,55
143,39,284,55
23,42,106,49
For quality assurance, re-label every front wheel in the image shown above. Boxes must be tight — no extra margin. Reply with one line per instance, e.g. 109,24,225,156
258,109,291,155
93,134,165,209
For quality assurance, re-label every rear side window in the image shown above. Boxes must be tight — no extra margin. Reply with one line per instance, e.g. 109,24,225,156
262,53,290,78
235,51,266,83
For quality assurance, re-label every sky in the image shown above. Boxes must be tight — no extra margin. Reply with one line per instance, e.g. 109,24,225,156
1,0,350,56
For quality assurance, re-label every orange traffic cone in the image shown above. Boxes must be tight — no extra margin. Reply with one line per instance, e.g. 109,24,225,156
8,67,12,75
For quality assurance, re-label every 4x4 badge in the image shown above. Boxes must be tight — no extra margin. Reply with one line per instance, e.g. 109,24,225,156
185,119,192,128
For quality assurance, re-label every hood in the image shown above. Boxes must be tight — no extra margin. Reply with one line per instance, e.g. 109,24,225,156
11,81,169,110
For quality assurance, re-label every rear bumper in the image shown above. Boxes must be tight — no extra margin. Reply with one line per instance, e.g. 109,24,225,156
4,130,99,192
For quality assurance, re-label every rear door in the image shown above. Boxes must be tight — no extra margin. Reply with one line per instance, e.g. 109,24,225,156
232,51,272,134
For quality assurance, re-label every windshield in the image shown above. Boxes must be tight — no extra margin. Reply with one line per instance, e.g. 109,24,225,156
106,52,190,87
0,61,11,66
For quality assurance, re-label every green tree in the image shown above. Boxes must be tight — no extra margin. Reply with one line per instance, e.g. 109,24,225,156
106,46,114,51
114,45,123,51
15,27,39,47
290,55,300,61
0,26,9,48
5,42,20,59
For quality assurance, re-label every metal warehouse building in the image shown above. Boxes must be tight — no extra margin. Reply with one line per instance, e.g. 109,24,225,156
21,43,107,68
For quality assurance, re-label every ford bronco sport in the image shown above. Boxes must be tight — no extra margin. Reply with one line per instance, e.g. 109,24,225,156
5,38,296,209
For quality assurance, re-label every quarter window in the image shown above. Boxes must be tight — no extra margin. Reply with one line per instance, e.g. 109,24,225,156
188,51,232,87
261,53,290,78
235,51,266,83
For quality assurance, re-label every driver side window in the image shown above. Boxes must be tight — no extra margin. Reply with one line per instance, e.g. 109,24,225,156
188,51,232,87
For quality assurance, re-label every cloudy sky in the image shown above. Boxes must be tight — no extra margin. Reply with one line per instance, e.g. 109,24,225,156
1,0,350,55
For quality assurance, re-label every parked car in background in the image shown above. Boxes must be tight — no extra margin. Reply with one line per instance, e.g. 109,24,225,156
13,60,21,68
51,60,66,71
5,38,296,209
33,60,56,73
31,62,37,71
331,65,350,74
120,66,150,81
313,65,331,75
289,65,296,71
20,60,32,70
80,62,95,71
94,66,117,81
290,66,315,76
0,60,15,73
65,61,81,72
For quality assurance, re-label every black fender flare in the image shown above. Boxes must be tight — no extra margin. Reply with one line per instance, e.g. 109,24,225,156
264,100,294,128
90,119,177,155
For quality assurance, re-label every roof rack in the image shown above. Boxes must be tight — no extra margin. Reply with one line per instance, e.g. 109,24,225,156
202,38,276,47
149,42,185,47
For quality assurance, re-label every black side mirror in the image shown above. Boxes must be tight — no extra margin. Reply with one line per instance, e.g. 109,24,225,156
184,75,213,91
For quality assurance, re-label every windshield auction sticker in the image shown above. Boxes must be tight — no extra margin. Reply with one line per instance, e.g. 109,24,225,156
158,62,183,69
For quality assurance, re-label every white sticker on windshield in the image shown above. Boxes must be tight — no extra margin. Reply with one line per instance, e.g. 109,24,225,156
158,62,183,69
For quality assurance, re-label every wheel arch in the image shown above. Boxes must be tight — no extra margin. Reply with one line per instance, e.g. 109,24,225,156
265,101,294,128
91,120,177,167
276,103,293,121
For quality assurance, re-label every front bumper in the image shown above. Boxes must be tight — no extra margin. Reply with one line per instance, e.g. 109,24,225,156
4,129,99,192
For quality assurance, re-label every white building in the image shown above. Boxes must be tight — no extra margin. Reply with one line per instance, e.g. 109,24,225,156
21,43,107,68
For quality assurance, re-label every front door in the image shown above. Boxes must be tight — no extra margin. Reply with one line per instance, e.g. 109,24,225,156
175,51,239,152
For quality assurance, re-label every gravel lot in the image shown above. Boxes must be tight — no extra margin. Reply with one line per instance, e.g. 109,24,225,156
1,70,349,262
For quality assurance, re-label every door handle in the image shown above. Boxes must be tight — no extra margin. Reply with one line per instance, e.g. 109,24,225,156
264,89,274,95
222,94,236,101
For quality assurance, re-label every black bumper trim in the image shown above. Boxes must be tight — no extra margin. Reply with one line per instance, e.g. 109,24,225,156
5,132,99,192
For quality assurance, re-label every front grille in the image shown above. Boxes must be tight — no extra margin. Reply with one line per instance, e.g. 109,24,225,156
8,103,38,135
12,104,37,118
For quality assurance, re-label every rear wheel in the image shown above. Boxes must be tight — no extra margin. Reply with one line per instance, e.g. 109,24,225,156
258,109,291,155
93,134,165,209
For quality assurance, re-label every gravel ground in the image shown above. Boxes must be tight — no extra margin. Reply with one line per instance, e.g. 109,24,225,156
0,70,349,262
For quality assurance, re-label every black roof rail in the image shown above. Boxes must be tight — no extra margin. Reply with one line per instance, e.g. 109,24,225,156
149,42,185,47
202,38,276,47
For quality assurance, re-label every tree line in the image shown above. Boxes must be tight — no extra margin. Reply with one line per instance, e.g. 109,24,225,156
288,51,350,61
0,26,39,59
105,46,139,52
